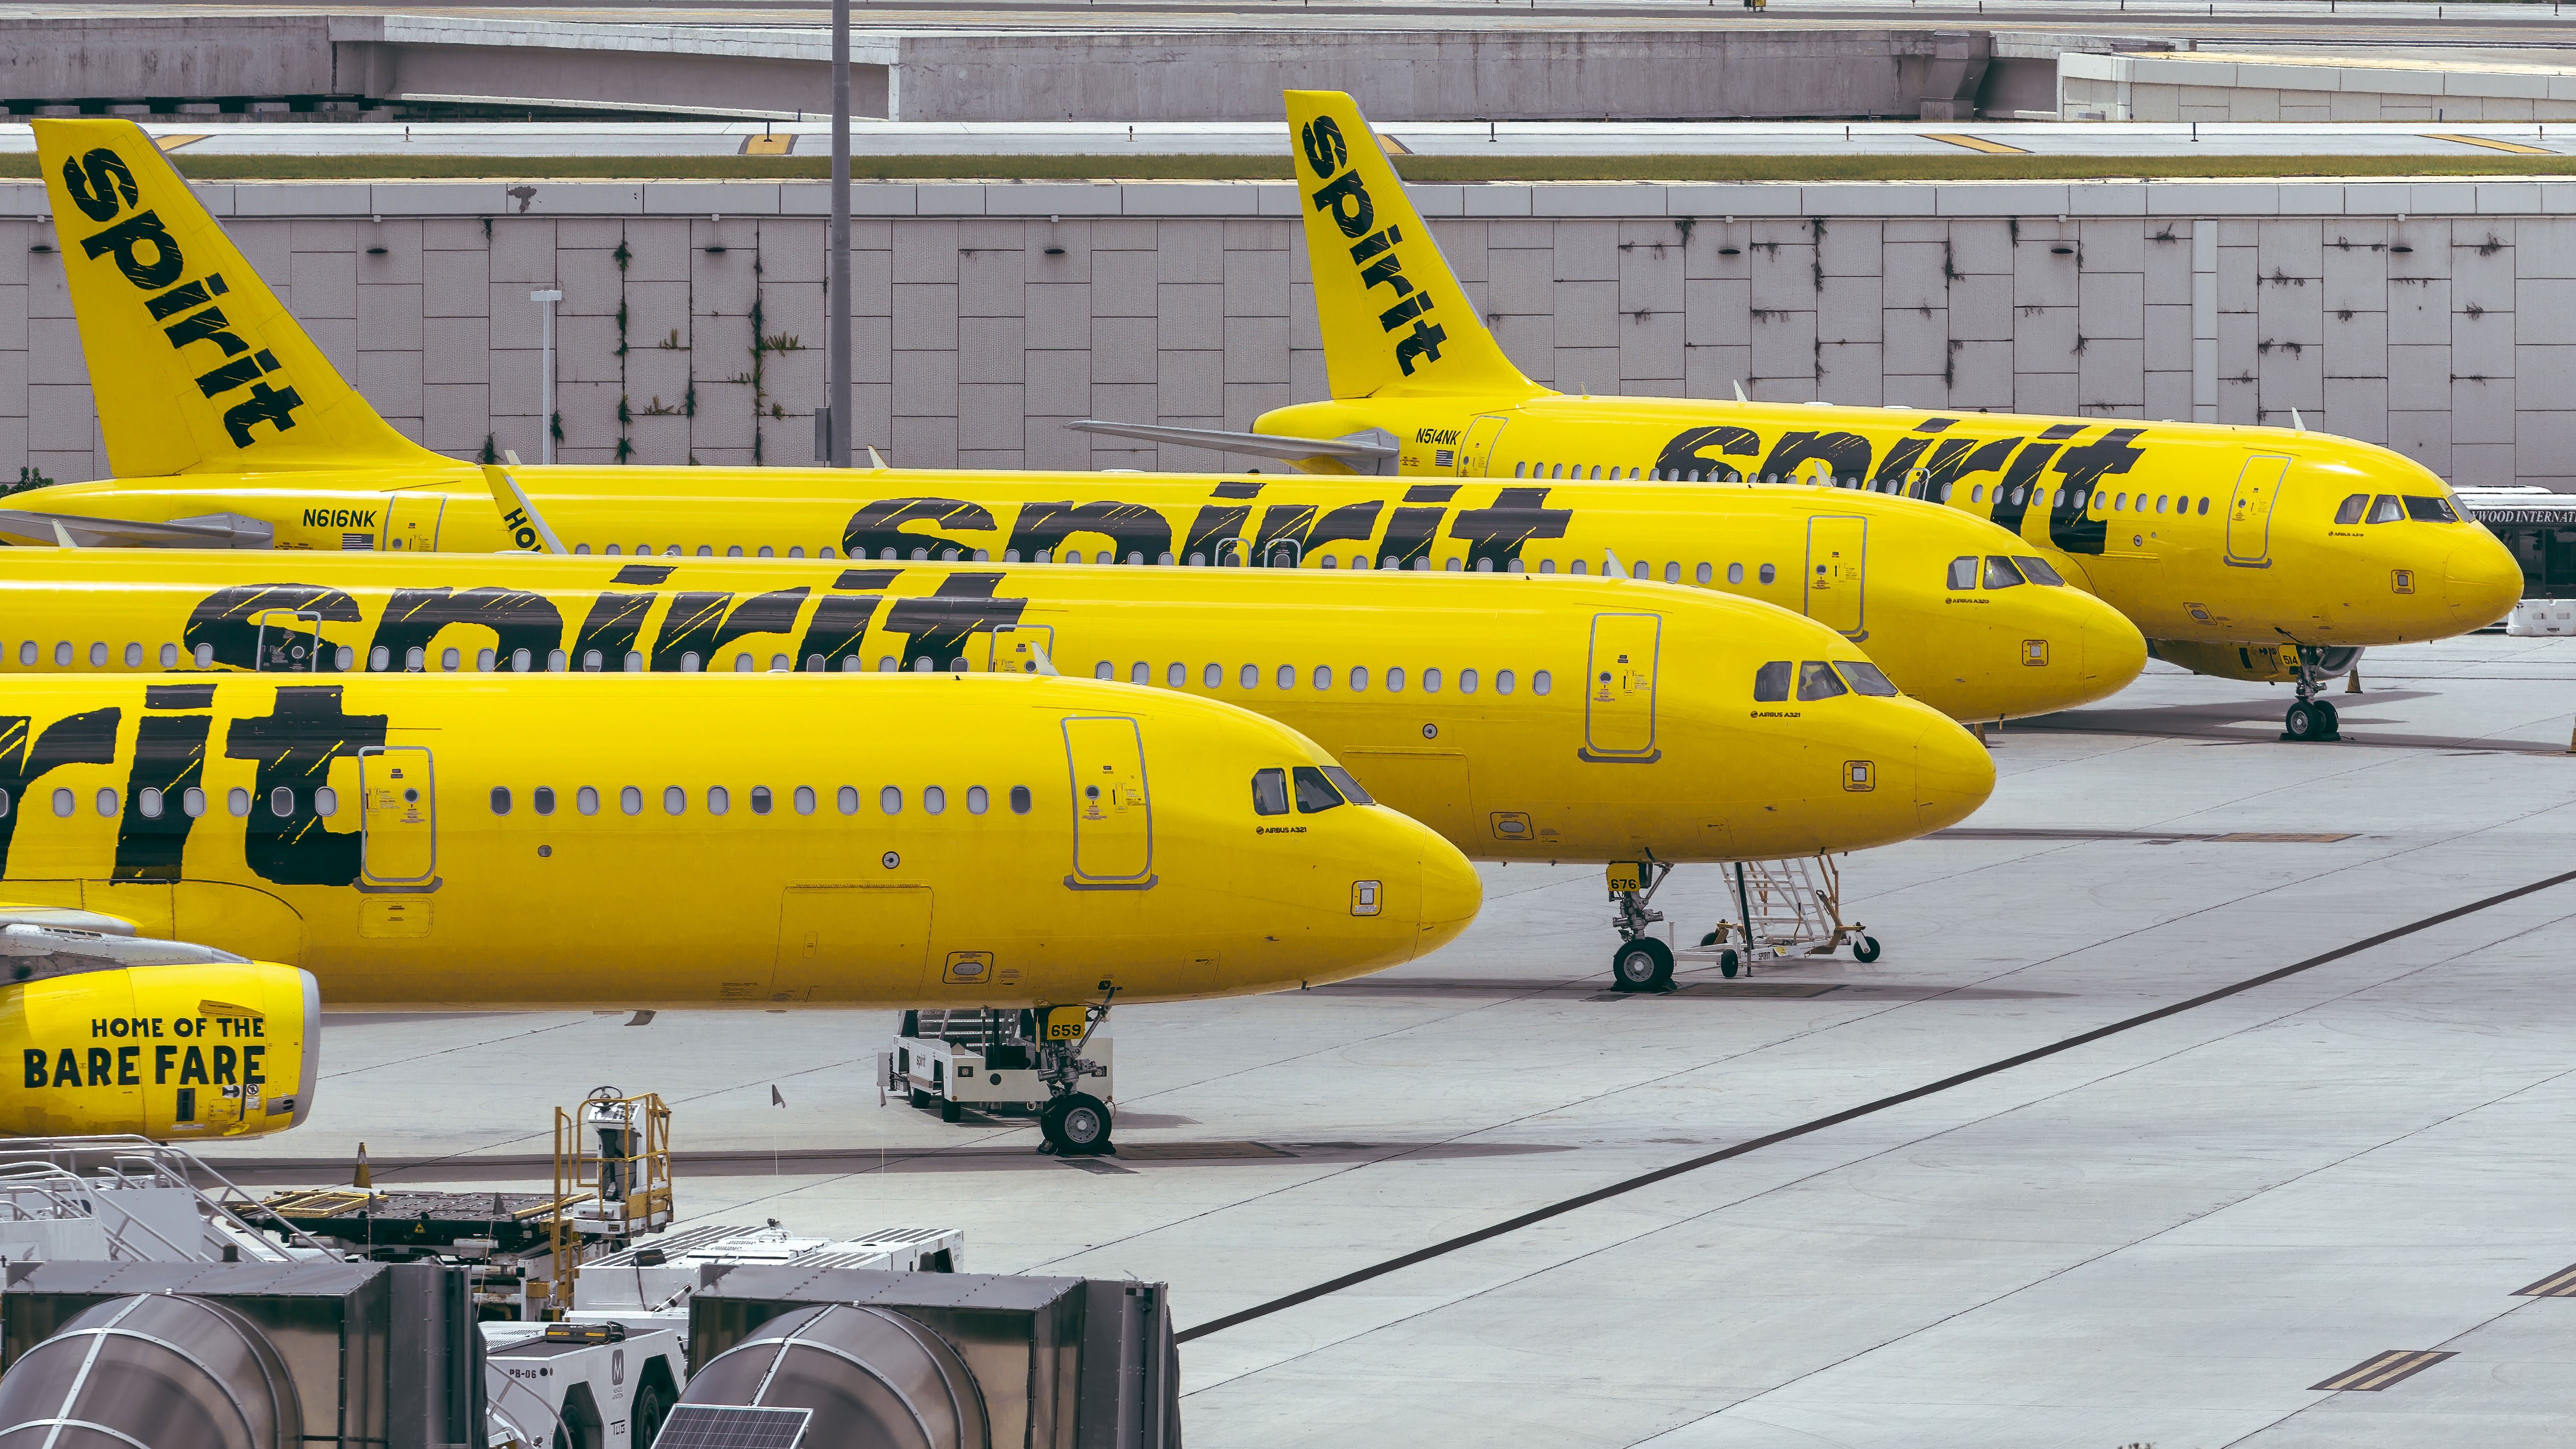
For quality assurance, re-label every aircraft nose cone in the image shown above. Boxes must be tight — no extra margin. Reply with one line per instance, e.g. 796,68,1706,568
1415,845,1483,957
2444,542,2523,630
1912,716,1996,833
2079,605,2149,694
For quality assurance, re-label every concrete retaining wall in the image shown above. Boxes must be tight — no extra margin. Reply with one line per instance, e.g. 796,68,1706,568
4,176,2572,491
2060,50,2576,122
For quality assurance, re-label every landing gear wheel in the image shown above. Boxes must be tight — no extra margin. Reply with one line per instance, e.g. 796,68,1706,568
2313,699,2339,735
1611,938,1676,992
1717,949,1740,979
1040,1093,1114,1155
2284,700,2338,742
1851,935,1882,963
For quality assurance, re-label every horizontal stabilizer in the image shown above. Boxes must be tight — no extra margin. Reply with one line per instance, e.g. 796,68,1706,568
0,509,275,549
1065,419,1397,462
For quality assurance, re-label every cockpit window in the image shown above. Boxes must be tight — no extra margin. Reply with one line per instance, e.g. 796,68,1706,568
1947,556,1978,590
2404,495,2458,523
1292,765,1345,814
1753,661,1792,702
1251,767,1289,816
1838,661,1900,697
1796,662,1849,701
2335,494,2368,525
1982,555,2027,589
2012,556,2065,586
2367,494,2405,524
1321,765,1374,806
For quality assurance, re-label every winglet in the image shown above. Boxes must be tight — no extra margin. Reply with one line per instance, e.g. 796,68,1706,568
1604,547,1629,579
1731,380,1748,404
482,465,567,555
865,445,888,470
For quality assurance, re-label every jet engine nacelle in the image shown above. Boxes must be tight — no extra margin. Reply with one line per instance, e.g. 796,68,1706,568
2,925,316,1140
2149,641,2362,684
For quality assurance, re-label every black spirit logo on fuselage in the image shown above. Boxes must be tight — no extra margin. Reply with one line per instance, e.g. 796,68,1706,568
59,146,305,447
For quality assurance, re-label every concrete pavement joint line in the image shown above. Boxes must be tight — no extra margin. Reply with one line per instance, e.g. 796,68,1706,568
1171,865,2576,1345
1631,923,2576,1440
2218,1297,2557,1445
1181,894,2576,1405
317,1013,594,1080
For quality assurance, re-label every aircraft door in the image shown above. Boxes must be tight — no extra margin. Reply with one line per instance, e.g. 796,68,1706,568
382,493,444,552
1582,613,1662,762
252,610,327,672
773,884,934,1001
2227,455,2290,566
1456,416,1509,477
988,625,1056,674
1804,516,1867,636
1063,717,1154,888
357,746,438,889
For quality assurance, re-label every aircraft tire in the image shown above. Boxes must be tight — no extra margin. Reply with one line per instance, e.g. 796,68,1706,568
1611,938,1675,991
1043,1093,1114,1155
2284,701,2338,742
1717,950,1739,979
1852,935,1882,963
2313,699,2340,737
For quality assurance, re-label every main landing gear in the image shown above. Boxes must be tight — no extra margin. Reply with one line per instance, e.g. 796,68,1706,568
1035,991,1117,1157
2282,647,2344,743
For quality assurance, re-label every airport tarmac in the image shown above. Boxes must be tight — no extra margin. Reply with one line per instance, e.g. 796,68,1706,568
10,118,2574,160
213,632,2576,1447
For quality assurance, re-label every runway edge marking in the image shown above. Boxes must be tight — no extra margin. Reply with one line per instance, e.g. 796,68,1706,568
1176,866,2576,1343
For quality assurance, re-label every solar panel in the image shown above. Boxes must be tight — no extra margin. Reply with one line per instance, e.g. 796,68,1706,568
650,1404,812,1449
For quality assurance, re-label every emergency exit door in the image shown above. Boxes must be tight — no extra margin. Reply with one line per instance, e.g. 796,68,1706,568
772,884,933,1001
357,746,437,889
1805,516,1867,636
1063,716,1154,888
382,493,444,553
1582,613,1662,762
2227,455,2289,566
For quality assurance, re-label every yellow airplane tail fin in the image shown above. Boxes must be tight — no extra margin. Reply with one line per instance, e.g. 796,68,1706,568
34,118,448,477
1285,90,1542,402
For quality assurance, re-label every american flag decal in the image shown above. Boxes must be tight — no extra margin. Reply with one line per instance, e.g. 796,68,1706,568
1435,449,1455,467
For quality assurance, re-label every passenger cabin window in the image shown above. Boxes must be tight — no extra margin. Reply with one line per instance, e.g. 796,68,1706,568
1982,556,2027,589
491,787,512,815
1010,785,1032,814
1251,767,1290,816
1753,661,1792,702
1948,556,1978,590
1797,662,1850,701
2404,495,2458,523
2013,556,2065,586
1840,661,1900,697
1292,766,1345,814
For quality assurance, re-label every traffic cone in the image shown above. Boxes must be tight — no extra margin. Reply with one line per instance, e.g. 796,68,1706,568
2346,669,2362,694
352,1142,371,1189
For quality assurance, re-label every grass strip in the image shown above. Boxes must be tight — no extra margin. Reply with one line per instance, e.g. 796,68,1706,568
1,152,2572,184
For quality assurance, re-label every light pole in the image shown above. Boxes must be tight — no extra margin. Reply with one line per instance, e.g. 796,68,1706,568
827,0,853,468
531,287,563,465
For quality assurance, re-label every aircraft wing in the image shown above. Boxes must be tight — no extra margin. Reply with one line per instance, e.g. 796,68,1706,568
1064,419,1399,466
0,509,276,549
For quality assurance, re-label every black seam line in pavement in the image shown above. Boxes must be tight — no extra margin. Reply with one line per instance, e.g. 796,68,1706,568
1174,865,2576,1346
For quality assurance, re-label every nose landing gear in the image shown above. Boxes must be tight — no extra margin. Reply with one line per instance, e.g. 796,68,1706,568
1608,860,1676,991
1036,990,1118,1156
2282,647,2344,742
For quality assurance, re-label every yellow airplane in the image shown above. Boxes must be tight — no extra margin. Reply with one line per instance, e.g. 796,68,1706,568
9,117,2142,737
0,544,1991,990
0,672,1479,1151
1071,90,2526,745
